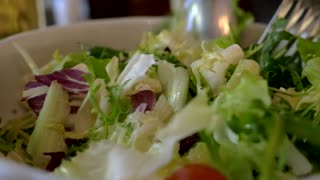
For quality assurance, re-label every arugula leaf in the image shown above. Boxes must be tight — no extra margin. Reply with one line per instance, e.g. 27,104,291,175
62,53,87,69
42,46,127,76
86,46,128,60
285,116,320,147
247,19,309,90
85,56,110,82
141,49,187,68
244,44,263,59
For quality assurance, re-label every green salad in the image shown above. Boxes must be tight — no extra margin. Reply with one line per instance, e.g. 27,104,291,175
2,16,320,180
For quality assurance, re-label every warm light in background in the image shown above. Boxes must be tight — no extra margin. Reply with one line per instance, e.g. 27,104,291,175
218,15,230,35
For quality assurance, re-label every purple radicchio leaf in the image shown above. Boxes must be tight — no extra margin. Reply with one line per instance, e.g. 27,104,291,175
24,81,45,90
22,69,89,115
43,152,66,171
25,94,47,115
179,133,200,156
22,81,48,114
22,81,48,100
35,69,89,93
131,90,156,112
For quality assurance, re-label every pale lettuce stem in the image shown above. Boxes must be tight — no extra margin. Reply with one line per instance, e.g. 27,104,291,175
260,116,283,180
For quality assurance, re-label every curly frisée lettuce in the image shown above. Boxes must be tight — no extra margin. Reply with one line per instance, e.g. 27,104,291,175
55,91,213,180
3,19,320,180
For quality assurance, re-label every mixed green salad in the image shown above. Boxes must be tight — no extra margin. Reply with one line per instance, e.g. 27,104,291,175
2,14,320,180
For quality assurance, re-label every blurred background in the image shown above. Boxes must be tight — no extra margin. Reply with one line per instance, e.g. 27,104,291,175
0,0,281,38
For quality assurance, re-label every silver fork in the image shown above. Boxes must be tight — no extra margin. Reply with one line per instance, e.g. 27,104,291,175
258,0,320,44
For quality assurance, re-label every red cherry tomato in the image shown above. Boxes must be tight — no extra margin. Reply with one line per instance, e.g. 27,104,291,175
167,164,227,180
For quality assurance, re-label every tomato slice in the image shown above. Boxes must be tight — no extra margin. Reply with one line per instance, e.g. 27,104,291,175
167,164,227,180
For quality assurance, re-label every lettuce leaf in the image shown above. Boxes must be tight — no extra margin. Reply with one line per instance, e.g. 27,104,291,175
190,44,244,96
297,38,320,62
158,61,189,111
27,81,69,168
55,91,214,180
86,46,128,60
139,30,201,66
116,53,156,95
302,57,320,88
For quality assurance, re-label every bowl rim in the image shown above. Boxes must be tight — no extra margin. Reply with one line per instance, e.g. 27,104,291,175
0,16,165,46
0,16,266,47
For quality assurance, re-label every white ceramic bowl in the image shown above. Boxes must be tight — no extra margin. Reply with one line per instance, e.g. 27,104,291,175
0,16,265,179
0,17,264,121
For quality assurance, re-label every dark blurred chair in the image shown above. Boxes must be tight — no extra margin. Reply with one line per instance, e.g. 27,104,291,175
88,0,170,18
87,0,281,23
251,0,281,22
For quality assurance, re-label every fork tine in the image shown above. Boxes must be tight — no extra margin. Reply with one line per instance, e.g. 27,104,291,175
309,17,320,37
296,8,315,36
286,0,306,31
258,0,320,44
293,0,320,39
278,0,295,18
257,0,295,44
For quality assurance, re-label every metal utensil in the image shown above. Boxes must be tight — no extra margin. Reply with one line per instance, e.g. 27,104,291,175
258,0,320,44
170,0,235,40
